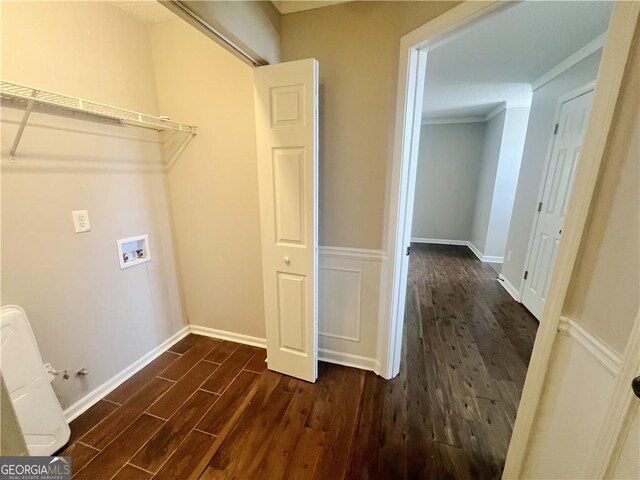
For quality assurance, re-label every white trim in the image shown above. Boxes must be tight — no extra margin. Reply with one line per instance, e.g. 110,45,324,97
422,116,485,126
588,313,639,477
410,237,468,246
423,98,531,127
318,348,377,371
532,33,607,91
498,274,521,302
412,238,503,263
188,324,266,348
189,324,378,372
557,317,621,376
467,242,502,263
319,245,386,262
63,326,190,422
484,101,507,121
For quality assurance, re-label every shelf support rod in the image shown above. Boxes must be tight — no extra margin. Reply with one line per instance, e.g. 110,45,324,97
10,90,38,157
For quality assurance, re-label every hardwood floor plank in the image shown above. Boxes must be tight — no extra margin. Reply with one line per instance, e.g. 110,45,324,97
147,361,219,420
249,380,318,478
168,334,205,355
312,366,365,480
200,345,257,394
196,370,260,436
152,430,216,480
284,426,325,480
344,373,385,480
105,352,179,404
405,287,435,480
160,338,221,381
60,442,98,474
66,400,119,445
80,377,173,449
243,348,267,373
75,414,164,480
112,464,153,480
131,390,219,473
204,341,239,364
202,373,288,477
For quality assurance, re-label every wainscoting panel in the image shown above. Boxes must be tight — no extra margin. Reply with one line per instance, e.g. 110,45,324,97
318,246,385,370
523,318,622,478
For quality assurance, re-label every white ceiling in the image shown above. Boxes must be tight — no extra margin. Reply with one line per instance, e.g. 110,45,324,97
423,1,613,121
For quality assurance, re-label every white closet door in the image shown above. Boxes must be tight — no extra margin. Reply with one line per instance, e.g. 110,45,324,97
254,59,319,382
522,89,594,319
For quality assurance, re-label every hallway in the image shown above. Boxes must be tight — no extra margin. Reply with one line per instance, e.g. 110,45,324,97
399,243,539,477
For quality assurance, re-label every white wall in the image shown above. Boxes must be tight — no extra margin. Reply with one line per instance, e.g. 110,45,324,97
470,107,530,261
501,50,603,293
484,107,530,258
471,110,507,254
411,122,485,241
0,2,185,410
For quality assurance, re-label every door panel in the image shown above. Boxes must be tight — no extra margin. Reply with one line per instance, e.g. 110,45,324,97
254,59,318,382
522,89,594,319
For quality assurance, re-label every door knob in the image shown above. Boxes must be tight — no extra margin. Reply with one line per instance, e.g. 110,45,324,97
632,376,640,399
283,256,291,265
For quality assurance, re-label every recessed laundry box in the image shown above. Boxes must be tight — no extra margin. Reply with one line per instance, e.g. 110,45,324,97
1,305,70,455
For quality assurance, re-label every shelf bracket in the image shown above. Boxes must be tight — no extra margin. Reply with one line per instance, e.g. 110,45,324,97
10,90,38,158
166,133,196,170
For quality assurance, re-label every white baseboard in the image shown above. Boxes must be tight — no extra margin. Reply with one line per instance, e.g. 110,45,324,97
467,242,503,263
411,237,468,246
498,274,520,301
558,317,621,376
467,242,484,261
63,325,190,422
63,321,377,424
318,348,377,371
189,324,266,348
189,325,378,372
411,239,504,263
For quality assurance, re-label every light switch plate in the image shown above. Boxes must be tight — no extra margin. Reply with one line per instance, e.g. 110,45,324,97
71,210,91,233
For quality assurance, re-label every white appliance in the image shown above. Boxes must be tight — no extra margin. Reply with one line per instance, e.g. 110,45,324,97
1,305,70,455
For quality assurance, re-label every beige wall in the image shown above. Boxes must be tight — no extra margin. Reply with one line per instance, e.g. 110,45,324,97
149,19,266,338
280,1,460,249
0,2,185,410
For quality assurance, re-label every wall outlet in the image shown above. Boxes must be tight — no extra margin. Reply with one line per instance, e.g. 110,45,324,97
72,210,91,233
507,250,512,261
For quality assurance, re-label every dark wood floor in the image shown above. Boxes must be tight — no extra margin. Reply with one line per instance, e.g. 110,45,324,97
62,244,538,479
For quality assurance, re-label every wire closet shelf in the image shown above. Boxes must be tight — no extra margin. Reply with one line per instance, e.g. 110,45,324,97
1,79,197,157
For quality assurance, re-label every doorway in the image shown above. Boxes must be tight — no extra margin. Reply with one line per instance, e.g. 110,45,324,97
380,1,634,477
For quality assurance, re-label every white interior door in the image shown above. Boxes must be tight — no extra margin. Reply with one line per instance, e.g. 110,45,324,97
254,58,318,382
522,88,594,319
